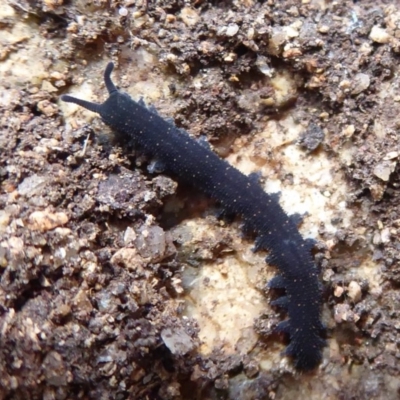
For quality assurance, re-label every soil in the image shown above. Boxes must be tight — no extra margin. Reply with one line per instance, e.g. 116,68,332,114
1,0,400,399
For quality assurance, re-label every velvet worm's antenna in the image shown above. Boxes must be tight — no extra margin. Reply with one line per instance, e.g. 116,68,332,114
61,94,101,114
61,62,118,113
104,62,117,94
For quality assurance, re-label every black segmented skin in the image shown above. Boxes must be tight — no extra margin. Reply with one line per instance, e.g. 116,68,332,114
61,62,325,371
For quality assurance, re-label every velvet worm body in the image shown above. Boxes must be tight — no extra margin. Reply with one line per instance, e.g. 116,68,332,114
61,62,325,371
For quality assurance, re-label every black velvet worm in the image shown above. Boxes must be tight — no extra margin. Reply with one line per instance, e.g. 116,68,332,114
61,62,325,371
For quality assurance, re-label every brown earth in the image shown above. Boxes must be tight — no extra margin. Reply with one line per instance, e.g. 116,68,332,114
1,0,400,399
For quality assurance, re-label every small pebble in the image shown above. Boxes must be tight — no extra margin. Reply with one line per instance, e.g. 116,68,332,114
347,281,362,303
351,73,370,95
161,327,194,355
369,26,392,44
226,23,239,37
373,161,396,181
318,25,330,33
334,286,344,297
28,211,69,232
180,7,199,27
119,7,128,17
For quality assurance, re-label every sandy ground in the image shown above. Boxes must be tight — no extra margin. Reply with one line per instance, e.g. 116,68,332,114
1,0,400,399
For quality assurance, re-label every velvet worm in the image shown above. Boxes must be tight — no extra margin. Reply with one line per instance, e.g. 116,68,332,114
61,62,325,371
